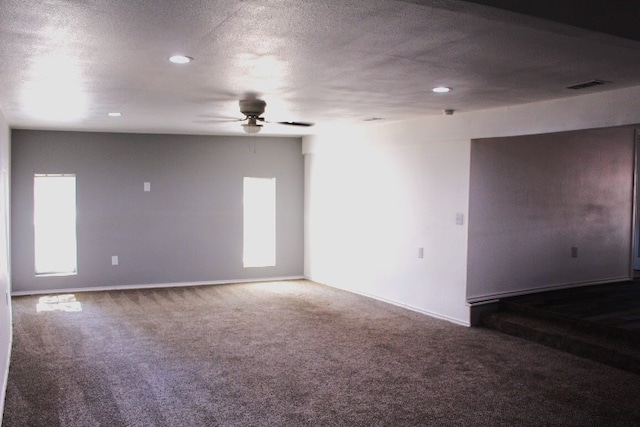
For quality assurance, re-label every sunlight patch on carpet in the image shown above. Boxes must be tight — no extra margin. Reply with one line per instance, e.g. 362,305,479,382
36,294,82,312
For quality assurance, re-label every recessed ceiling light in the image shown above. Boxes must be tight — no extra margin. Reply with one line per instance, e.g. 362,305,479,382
107,112,122,117
432,86,451,93
169,55,193,64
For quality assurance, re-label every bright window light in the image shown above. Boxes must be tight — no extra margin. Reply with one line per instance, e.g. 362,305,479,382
21,53,88,122
243,177,276,268
34,174,77,276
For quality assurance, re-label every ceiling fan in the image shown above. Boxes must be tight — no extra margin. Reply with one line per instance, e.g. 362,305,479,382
229,98,314,134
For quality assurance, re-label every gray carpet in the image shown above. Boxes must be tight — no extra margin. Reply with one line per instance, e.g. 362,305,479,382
4,280,640,426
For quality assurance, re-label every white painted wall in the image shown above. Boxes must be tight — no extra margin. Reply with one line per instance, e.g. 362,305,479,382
304,126,471,325
304,84,640,327
0,107,11,425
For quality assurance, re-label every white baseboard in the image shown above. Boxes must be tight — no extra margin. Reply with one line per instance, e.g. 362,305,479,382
11,276,305,296
466,276,631,304
305,276,471,327
362,292,471,327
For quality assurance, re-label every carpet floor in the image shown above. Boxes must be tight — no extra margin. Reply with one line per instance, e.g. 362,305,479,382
4,280,640,426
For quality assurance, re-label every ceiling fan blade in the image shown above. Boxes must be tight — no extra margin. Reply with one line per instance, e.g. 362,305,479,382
276,121,315,127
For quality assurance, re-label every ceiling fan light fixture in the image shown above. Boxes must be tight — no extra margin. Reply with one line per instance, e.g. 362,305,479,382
242,123,262,134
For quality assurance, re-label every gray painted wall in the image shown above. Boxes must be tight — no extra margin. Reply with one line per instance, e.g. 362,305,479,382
467,126,636,301
11,130,303,293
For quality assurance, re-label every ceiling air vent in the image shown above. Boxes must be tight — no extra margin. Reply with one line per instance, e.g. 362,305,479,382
566,79,609,90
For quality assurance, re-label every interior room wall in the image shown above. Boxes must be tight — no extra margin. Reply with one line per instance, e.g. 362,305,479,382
467,126,636,301
0,107,11,423
11,131,304,293
304,83,640,326
304,126,471,325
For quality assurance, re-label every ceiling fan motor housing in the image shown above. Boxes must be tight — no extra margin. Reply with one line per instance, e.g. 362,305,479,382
239,99,266,118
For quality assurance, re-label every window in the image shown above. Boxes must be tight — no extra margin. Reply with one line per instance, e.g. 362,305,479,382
34,174,77,276
243,177,276,268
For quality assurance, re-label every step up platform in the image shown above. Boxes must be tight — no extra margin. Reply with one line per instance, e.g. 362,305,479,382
480,282,640,375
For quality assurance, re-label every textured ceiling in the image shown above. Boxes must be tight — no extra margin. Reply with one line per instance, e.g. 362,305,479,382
1,0,639,136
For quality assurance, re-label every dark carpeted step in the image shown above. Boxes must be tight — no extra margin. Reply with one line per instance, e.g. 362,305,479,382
481,310,640,375
499,298,640,347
